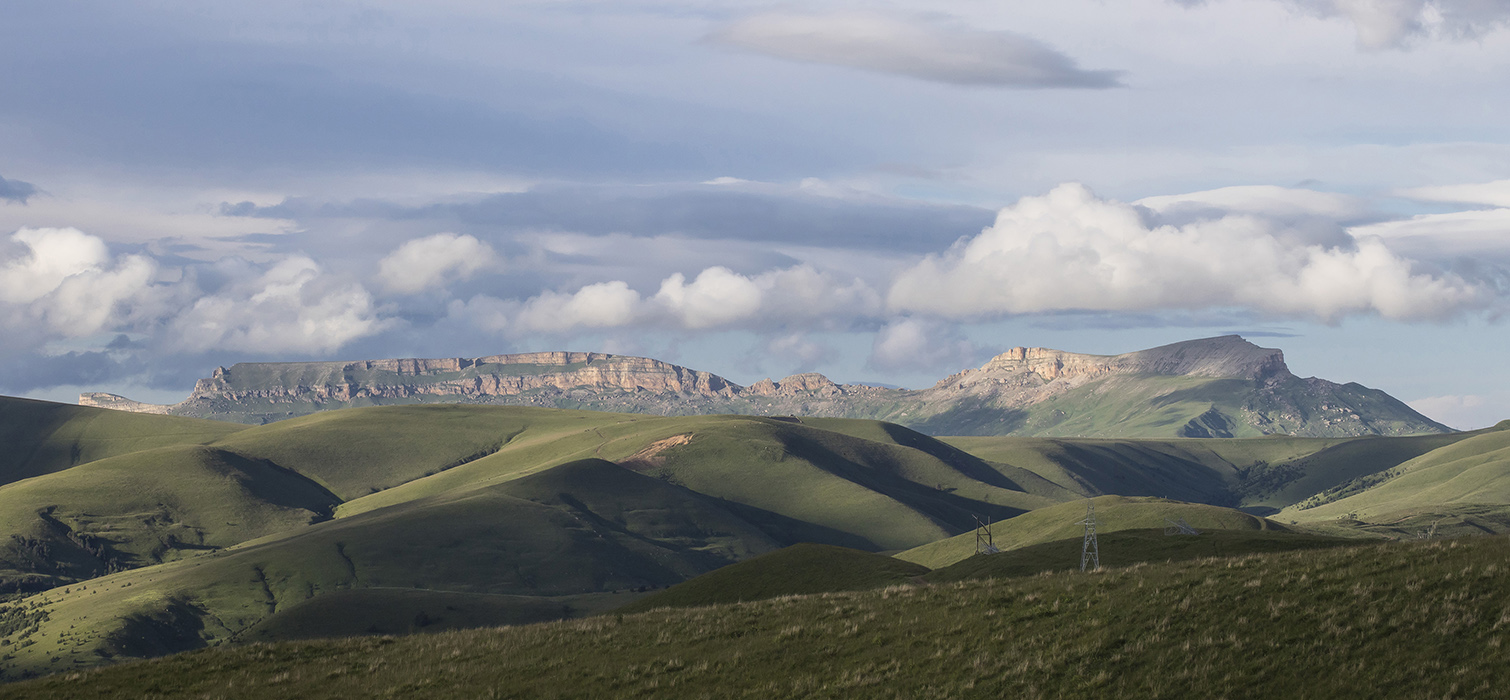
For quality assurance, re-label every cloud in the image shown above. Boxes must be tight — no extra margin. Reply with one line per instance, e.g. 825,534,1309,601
0,175,38,204
763,333,834,372
887,183,1488,323
1179,0,1510,49
1353,208,1510,261
651,265,881,330
868,318,978,373
445,264,882,338
1407,393,1498,430
513,281,643,334
1299,0,1510,48
0,228,163,337
169,256,389,354
709,12,1122,88
1138,185,1369,223
653,267,764,329
1398,178,1510,207
377,233,499,294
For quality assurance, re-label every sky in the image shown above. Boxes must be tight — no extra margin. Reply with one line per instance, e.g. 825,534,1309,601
3,0,1510,429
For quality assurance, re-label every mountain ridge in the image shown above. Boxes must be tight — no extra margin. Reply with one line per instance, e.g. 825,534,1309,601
79,335,1449,438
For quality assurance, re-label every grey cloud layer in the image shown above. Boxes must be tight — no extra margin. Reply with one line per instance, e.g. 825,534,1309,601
0,175,37,204
709,12,1123,88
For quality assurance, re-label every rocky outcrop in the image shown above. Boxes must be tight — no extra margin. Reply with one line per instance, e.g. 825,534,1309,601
78,336,1452,438
78,393,174,415
747,373,847,397
182,353,740,407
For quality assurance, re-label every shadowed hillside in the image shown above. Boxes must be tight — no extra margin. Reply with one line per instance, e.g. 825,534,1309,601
7,536,1508,699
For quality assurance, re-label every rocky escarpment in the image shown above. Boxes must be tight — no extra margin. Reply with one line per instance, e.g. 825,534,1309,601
188,352,738,405
79,336,1453,438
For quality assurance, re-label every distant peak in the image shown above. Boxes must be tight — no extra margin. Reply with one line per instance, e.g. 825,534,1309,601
974,335,1288,383
746,373,839,397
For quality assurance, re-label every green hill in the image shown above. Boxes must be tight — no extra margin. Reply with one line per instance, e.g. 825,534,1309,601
942,428,1488,513
1282,424,1510,535
7,535,1508,698
895,496,1285,569
0,458,788,677
923,528,1357,582
238,589,639,643
0,396,245,487
619,543,929,613
0,445,338,592
0,394,1501,684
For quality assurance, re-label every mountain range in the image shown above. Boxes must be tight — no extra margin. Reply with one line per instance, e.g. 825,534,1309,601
80,335,1448,437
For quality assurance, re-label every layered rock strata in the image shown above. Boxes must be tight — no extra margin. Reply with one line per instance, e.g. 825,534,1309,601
78,336,1452,438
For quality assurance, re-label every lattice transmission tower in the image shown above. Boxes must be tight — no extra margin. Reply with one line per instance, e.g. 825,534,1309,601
1080,501,1101,572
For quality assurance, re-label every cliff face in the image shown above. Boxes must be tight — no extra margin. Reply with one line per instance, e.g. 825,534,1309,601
184,352,740,406
78,336,1453,438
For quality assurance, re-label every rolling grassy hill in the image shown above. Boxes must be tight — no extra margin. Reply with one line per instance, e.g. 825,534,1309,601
1282,423,1510,535
942,427,1492,513
618,543,929,613
0,397,246,487
7,535,1508,699
0,402,1095,679
0,445,338,592
921,528,1358,582
895,496,1287,569
1,393,1506,684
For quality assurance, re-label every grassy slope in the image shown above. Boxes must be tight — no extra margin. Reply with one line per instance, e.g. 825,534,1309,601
0,446,338,591
204,404,643,500
895,496,1283,569
923,528,1357,582
618,543,929,613
0,458,787,678
901,372,1447,438
942,429,1485,512
337,413,1076,551
0,396,246,487
9,536,1510,699
238,589,644,643
1284,427,1510,525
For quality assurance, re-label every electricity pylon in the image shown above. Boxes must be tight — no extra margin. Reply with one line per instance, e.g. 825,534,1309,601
1080,501,1101,572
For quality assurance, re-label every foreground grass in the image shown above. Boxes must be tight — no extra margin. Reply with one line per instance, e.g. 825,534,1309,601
9,535,1510,699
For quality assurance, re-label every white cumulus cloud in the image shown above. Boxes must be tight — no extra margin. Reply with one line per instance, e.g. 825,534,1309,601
653,267,765,329
887,183,1488,323
710,12,1121,88
0,227,163,337
377,233,498,294
513,281,643,334
172,256,388,354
